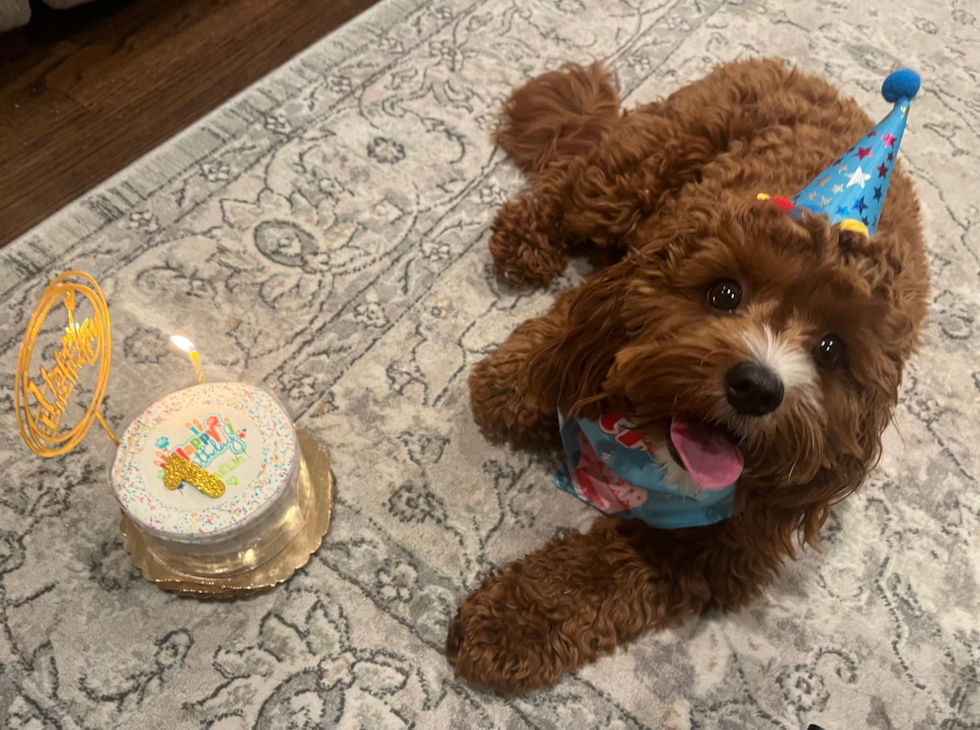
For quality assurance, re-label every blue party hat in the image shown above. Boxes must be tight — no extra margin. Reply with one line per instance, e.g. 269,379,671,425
790,69,920,238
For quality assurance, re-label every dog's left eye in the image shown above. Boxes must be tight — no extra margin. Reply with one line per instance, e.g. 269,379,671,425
707,280,742,311
813,334,846,369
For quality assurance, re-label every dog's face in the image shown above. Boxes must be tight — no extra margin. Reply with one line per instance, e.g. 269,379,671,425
584,201,921,504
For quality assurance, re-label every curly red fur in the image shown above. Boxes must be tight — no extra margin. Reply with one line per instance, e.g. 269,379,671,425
446,59,929,694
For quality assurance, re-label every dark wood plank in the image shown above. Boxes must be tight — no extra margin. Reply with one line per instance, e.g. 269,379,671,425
0,0,379,247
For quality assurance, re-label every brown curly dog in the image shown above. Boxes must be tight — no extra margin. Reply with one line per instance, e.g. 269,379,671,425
445,58,929,694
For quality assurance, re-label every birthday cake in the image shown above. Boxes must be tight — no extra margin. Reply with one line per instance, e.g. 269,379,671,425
111,382,298,564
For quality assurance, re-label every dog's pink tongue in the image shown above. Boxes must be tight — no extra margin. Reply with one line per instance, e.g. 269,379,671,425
670,418,744,491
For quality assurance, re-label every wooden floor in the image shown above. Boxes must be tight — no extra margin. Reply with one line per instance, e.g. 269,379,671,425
0,0,379,247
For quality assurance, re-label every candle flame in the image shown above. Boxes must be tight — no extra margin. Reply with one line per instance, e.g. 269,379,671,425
171,335,207,384
170,335,196,354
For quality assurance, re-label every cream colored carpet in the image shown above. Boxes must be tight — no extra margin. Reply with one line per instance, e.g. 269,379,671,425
1,0,977,728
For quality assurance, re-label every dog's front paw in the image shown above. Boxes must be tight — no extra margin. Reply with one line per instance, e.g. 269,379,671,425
489,195,566,286
445,570,576,694
468,352,559,448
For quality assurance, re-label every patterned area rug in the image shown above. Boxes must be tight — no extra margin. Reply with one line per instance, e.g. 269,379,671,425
1,1,977,728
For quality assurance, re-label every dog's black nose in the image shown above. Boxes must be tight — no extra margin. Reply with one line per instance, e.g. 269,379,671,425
724,362,784,416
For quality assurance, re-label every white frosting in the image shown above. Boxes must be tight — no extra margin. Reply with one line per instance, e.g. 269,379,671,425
111,382,296,539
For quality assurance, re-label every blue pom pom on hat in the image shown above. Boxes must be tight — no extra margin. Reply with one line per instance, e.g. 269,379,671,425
788,69,920,238
882,69,920,103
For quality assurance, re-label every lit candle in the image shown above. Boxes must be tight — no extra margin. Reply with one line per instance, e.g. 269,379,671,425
170,335,207,385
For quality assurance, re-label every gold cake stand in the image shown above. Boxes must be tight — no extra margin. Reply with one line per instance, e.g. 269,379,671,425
120,427,334,599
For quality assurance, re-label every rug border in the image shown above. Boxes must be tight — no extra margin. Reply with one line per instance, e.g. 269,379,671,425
1,0,431,291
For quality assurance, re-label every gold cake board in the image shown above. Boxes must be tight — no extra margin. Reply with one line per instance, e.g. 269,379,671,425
121,427,333,599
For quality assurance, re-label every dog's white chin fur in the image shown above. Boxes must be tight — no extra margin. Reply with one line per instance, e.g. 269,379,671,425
651,442,704,495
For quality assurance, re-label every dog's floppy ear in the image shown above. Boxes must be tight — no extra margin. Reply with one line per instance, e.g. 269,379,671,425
832,225,905,298
757,344,895,546
523,260,632,419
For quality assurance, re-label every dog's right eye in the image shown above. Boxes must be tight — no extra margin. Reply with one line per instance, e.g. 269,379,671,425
707,280,742,311
813,334,845,369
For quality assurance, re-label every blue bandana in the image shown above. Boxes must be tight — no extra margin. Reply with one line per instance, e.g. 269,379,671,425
554,413,737,529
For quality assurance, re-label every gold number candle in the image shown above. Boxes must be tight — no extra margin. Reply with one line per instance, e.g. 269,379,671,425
163,453,225,498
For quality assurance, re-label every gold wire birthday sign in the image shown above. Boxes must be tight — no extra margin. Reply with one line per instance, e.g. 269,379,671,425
15,270,118,456
16,271,224,499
